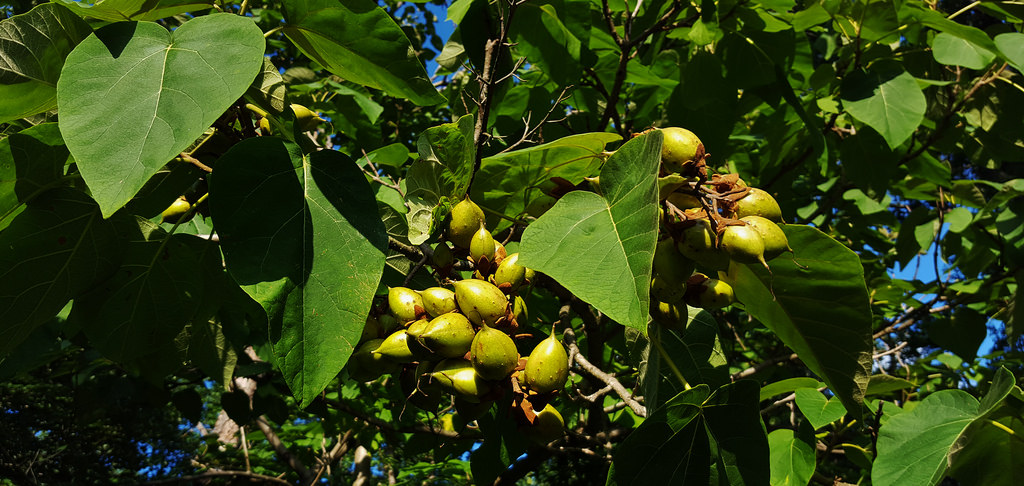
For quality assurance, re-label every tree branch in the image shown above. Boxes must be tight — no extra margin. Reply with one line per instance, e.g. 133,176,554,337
563,327,646,417
140,470,292,485
257,416,315,484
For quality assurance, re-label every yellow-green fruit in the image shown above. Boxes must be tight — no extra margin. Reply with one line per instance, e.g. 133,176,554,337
678,219,730,271
406,318,430,338
666,191,701,210
470,325,519,381
523,333,569,394
734,188,783,222
650,273,686,304
360,315,382,342
683,275,736,310
290,103,324,131
419,313,476,358
512,295,528,325
453,279,509,326
653,238,696,285
161,197,191,224
493,253,527,292
740,215,792,260
348,339,400,381
433,242,454,268
431,359,491,402
420,287,457,317
650,300,687,330
719,224,767,267
660,127,705,174
449,198,486,249
388,287,424,323
373,330,420,363
524,404,565,445
469,223,496,265
441,413,456,432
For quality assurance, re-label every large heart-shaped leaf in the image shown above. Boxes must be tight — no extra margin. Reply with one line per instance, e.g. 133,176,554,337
470,132,621,234
768,429,816,486
519,131,661,331
57,14,264,217
612,381,769,485
281,0,444,106
54,0,214,22
840,62,926,149
724,225,872,414
0,188,120,355
0,3,91,123
209,137,387,407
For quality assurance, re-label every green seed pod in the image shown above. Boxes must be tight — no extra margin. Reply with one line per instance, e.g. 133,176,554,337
660,127,705,174
161,197,191,224
360,315,382,342
512,295,528,325
653,238,695,285
449,198,486,249
523,332,569,394
740,215,792,260
431,359,492,402
347,339,400,382
374,330,420,363
419,313,476,358
469,223,496,265
683,274,736,310
650,273,686,304
650,300,687,330
666,191,702,210
493,252,527,292
524,403,565,446
453,279,509,326
719,224,767,268
420,287,457,317
470,325,519,381
432,242,454,269
406,318,430,338
290,103,324,132
677,219,730,271
378,314,400,334
734,188,783,222
388,287,425,323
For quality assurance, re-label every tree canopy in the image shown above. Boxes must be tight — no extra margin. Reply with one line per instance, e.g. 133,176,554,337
2,0,1024,484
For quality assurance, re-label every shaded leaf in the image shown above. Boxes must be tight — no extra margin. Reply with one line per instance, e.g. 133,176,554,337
841,63,926,148
795,388,847,430
54,0,214,22
405,114,475,244
768,429,815,486
995,33,1024,72
932,32,996,70
0,123,70,229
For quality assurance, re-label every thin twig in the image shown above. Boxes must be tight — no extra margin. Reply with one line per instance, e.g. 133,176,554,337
177,152,213,173
563,327,646,417
140,470,291,485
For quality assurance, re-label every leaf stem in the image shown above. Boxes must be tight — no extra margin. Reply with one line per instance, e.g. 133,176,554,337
264,26,283,38
651,329,691,391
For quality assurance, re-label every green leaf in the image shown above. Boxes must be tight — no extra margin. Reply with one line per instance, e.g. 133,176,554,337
724,225,873,414
471,132,620,233
405,114,475,244
931,32,996,70
0,189,119,355
0,3,91,123
760,377,824,402
612,381,769,485
767,429,815,486
281,0,445,106
57,14,265,217
511,3,582,85
209,137,387,406
995,33,1024,72
866,375,916,396
0,123,70,229
74,231,208,362
519,131,661,331
246,58,288,116
795,388,848,430
840,63,926,148
54,0,214,21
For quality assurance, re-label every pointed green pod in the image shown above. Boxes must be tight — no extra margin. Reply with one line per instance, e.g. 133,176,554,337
653,238,695,285
512,295,528,325
650,300,687,330
524,403,565,445
347,339,400,382
378,314,400,334
431,359,491,402
360,314,382,342
678,219,730,271
740,215,792,260
469,222,496,265
419,312,476,358
406,318,430,338
420,287,457,317
650,273,686,304
453,279,509,326
523,332,569,394
683,274,736,310
449,198,485,248
720,224,767,268
493,252,527,292
374,330,420,363
660,127,705,174
433,242,454,268
388,286,424,323
470,325,519,381
734,187,783,222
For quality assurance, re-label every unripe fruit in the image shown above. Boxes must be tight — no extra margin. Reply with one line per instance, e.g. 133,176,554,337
348,339,399,381
432,242,454,269
470,325,519,381
524,403,565,445
678,219,730,271
360,315,382,342
388,287,425,323
402,361,443,410
660,127,705,174
653,238,695,285
469,223,496,265
684,274,736,309
405,318,430,338
734,188,783,222
740,215,792,260
378,314,400,334
719,224,767,268
453,279,509,326
441,413,456,432
666,191,701,210
161,197,191,223
374,330,420,363
650,300,687,330
419,313,476,358
420,287,457,317
449,198,486,249
258,116,272,135
523,332,569,394
431,359,491,402
493,253,527,292
512,295,528,325
650,273,686,304
290,103,324,131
